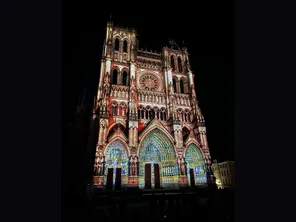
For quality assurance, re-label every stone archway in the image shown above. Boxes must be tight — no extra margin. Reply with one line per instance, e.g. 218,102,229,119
185,143,207,185
138,128,177,188
104,140,129,185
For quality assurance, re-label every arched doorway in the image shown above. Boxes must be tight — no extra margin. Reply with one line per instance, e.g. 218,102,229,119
104,140,129,186
138,129,177,189
185,144,207,186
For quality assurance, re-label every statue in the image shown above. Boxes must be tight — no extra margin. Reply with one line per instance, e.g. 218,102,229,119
93,158,98,176
177,155,186,176
104,72,109,84
168,82,174,95
130,154,138,176
130,76,136,87
107,46,111,55
181,156,186,176
97,152,105,176
134,156,138,176
129,155,133,176
177,130,183,145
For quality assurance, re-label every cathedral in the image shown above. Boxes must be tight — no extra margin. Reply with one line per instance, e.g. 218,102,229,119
92,21,212,189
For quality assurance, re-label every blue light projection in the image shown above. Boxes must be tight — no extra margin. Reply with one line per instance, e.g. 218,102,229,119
138,129,178,188
105,140,129,184
185,143,207,185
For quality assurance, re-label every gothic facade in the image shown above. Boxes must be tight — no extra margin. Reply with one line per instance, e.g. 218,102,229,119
92,22,212,189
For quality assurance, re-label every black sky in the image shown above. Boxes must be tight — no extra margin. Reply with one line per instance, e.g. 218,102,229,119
63,2,234,162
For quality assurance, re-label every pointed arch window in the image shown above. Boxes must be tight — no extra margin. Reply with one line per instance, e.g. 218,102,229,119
122,71,128,86
173,78,177,93
112,69,118,85
178,57,182,72
112,104,118,115
170,55,175,70
146,109,149,119
123,40,128,53
115,38,120,51
180,77,188,93
180,79,184,93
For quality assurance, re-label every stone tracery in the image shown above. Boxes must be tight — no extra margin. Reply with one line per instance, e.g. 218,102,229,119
104,140,129,185
185,143,207,185
138,128,178,188
92,22,212,189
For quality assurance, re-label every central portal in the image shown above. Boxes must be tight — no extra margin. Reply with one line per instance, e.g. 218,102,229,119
139,128,178,189
144,163,160,189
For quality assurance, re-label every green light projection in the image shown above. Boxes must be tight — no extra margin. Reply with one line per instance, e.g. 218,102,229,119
138,129,178,188
185,143,207,184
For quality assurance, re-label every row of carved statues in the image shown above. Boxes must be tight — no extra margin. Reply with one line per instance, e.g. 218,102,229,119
138,93,166,104
109,91,191,108
111,89,129,99
93,154,189,177
174,95,191,106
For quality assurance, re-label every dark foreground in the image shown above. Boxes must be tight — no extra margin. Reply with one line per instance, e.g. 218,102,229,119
63,187,234,222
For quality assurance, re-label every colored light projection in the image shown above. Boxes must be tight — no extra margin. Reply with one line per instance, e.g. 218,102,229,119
185,144,207,185
104,140,129,185
106,60,111,74
130,64,135,78
138,119,145,133
167,69,173,85
188,71,193,86
138,129,178,188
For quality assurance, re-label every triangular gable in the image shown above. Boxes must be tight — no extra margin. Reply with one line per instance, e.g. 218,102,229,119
138,117,174,143
184,130,201,147
108,127,128,143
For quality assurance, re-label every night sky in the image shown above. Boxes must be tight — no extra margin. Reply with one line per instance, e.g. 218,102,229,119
64,3,234,162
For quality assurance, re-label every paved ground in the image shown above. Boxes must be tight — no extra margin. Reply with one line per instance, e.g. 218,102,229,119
63,186,233,221
87,188,234,222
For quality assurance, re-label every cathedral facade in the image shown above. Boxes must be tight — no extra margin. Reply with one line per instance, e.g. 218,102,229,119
92,22,212,189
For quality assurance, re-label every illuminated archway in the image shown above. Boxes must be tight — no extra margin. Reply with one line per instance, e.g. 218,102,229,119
104,140,129,185
138,128,177,188
185,143,207,185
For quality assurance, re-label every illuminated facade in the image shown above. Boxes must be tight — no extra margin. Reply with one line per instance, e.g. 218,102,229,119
92,22,212,189
211,160,235,189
